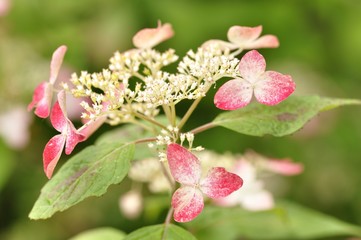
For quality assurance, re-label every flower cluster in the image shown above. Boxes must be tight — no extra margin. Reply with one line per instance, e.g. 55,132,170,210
29,22,297,222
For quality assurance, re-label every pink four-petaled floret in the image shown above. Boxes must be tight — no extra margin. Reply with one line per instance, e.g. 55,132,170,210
167,143,243,222
43,91,85,179
28,45,67,118
214,50,295,110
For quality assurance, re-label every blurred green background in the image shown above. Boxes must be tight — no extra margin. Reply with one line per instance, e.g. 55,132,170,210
1,0,361,239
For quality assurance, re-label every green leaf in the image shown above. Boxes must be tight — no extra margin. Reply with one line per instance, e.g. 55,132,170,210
184,201,361,240
29,142,135,219
124,224,197,240
213,96,361,137
0,141,15,190
69,227,126,240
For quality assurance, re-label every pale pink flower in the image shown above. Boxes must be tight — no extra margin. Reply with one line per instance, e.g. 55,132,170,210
43,91,85,179
132,21,174,49
28,45,67,118
214,50,295,110
0,0,11,16
265,158,304,176
167,143,243,222
203,25,279,51
215,159,274,211
0,106,32,149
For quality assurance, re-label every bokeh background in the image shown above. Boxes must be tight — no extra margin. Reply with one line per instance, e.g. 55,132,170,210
1,0,361,239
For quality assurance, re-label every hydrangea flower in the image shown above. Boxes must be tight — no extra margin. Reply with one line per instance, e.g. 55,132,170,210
203,25,279,51
167,143,243,222
132,21,174,49
43,90,85,179
214,50,295,110
28,45,67,118
215,154,303,211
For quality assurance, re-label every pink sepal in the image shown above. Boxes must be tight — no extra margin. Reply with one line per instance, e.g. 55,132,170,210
132,21,174,49
43,134,66,179
214,79,252,110
254,71,295,106
227,25,263,45
201,167,243,199
246,35,279,49
239,49,266,82
172,186,204,223
27,82,53,118
49,45,67,84
65,124,85,155
167,143,201,185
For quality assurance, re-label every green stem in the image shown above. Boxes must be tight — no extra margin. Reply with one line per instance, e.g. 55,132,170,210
134,137,156,144
177,96,203,130
162,207,175,240
133,111,168,130
190,122,217,135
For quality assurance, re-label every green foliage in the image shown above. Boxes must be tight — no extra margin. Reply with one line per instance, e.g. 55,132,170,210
124,224,197,240
213,96,361,137
184,201,361,240
0,141,15,191
69,227,126,240
29,142,135,219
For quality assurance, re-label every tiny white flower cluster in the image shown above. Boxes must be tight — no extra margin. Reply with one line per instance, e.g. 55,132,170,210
67,30,239,126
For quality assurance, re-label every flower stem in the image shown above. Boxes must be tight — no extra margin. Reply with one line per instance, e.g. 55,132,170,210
177,96,203,130
133,111,168,130
162,207,175,240
190,122,216,135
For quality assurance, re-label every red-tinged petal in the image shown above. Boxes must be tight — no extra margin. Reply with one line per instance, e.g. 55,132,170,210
214,79,253,110
245,35,279,49
265,159,304,176
254,71,295,105
28,82,53,118
132,21,174,49
172,186,204,223
65,123,85,155
167,143,201,185
200,167,243,199
43,134,66,179
49,45,67,84
239,50,266,83
50,101,67,133
227,25,262,45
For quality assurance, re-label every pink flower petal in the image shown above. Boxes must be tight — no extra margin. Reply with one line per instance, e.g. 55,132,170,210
43,134,66,179
27,82,53,118
65,124,85,155
50,99,67,133
200,167,243,199
172,186,204,222
265,159,303,176
254,71,295,105
132,21,174,49
214,79,253,110
239,50,266,83
167,143,201,185
227,25,262,45
49,45,67,84
246,35,279,49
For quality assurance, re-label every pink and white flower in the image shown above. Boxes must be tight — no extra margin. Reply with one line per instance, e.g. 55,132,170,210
132,21,174,49
167,143,243,222
203,25,279,51
43,91,85,179
214,50,295,110
28,45,67,118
